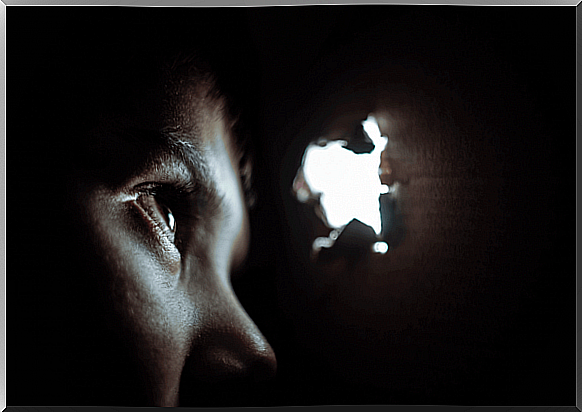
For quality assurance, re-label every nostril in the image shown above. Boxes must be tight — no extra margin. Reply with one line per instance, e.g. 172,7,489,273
177,291,277,406
178,315,277,404
183,342,276,383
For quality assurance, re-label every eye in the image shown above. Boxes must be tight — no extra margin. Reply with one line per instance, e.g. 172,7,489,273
135,189,178,244
130,180,200,252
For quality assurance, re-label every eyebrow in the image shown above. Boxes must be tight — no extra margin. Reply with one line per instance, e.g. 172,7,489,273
165,134,212,182
162,135,226,216
105,125,210,191
104,121,232,211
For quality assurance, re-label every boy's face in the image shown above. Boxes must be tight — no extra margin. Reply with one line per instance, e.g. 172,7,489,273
67,72,276,407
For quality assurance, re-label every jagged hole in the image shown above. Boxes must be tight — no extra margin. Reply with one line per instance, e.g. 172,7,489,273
293,115,390,252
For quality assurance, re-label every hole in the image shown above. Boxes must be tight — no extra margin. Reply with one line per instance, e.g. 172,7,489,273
296,115,388,235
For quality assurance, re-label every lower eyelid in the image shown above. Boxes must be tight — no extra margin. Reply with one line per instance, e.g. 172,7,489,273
130,198,179,253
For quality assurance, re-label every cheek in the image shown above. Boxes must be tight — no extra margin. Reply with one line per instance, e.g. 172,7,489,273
129,200,182,275
86,191,199,405
230,210,250,271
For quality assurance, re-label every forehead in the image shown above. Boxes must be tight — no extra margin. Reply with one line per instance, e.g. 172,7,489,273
84,68,242,175
71,60,243,196
105,57,225,137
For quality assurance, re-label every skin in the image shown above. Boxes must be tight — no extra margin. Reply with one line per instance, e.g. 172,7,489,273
59,65,276,406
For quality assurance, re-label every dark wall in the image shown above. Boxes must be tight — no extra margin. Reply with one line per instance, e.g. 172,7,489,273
238,6,575,406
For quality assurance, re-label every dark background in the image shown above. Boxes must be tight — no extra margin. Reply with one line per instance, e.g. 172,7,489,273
238,6,576,407
10,6,575,407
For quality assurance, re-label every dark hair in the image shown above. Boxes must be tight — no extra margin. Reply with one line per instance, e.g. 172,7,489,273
14,10,258,205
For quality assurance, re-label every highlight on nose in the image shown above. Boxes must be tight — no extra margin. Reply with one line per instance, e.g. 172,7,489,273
178,335,276,406
184,311,276,379
189,327,277,383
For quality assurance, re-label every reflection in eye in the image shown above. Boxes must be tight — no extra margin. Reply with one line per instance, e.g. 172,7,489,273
167,210,176,232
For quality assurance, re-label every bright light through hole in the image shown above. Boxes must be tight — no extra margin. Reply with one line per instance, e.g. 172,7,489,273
373,241,389,254
301,115,389,234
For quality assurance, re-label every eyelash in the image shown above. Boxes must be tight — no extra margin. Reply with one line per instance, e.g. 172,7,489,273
136,181,198,203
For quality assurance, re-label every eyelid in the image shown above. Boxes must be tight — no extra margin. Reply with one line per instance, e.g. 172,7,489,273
112,154,201,202
107,148,222,225
133,181,197,198
132,159,195,191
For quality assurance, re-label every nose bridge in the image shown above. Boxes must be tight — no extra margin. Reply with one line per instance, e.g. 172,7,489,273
183,278,277,385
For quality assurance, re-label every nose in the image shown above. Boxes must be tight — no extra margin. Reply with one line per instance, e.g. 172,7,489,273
179,287,277,405
186,308,277,383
